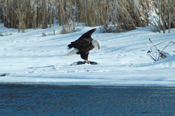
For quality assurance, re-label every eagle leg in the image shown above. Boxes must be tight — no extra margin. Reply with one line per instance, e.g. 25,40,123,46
81,52,90,63
85,60,90,64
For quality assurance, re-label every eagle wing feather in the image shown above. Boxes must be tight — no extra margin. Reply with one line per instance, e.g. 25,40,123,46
67,28,96,59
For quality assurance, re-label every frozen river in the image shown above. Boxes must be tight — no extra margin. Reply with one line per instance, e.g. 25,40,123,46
0,84,175,116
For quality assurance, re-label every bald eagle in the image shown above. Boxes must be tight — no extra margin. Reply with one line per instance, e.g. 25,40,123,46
65,28,101,63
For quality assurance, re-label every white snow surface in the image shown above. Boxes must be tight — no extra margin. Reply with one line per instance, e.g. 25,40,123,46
0,25,175,86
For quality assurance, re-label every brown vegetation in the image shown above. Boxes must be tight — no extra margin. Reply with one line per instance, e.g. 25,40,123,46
0,0,175,33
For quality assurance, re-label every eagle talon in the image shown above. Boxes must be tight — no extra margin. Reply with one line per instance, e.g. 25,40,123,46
85,60,90,64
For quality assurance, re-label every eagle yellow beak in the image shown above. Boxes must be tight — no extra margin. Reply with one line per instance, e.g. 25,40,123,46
98,46,100,50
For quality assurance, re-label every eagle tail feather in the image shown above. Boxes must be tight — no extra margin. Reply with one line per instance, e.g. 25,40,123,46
68,42,75,49
65,48,79,56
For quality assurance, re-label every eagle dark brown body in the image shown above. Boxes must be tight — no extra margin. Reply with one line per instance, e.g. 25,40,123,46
66,28,100,63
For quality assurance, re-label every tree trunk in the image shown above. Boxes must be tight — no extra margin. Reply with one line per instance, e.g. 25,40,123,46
32,0,36,29
162,0,166,33
49,3,52,28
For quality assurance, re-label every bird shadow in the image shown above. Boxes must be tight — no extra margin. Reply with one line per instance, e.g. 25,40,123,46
71,61,98,66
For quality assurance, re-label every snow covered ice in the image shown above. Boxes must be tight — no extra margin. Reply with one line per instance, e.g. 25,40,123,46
0,25,175,86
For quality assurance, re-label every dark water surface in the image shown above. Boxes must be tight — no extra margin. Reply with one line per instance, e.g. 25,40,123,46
0,84,175,116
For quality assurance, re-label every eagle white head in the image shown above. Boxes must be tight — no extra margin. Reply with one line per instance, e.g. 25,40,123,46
92,40,101,49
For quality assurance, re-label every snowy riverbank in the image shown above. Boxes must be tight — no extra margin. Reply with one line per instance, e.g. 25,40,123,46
0,25,175,86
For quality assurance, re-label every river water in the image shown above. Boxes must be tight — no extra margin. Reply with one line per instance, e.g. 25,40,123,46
0,84,175,116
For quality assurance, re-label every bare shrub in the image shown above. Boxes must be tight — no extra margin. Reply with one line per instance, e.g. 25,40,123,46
61,18,76,34
149,0,175,33
42,32,46,37
99,0,137,33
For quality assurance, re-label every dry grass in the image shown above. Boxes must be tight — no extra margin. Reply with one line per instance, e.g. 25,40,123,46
0,0,175,33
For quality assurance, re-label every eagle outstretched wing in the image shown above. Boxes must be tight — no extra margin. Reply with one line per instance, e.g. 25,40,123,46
66,28,98,61
68,38,92,49
68,28,96,51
